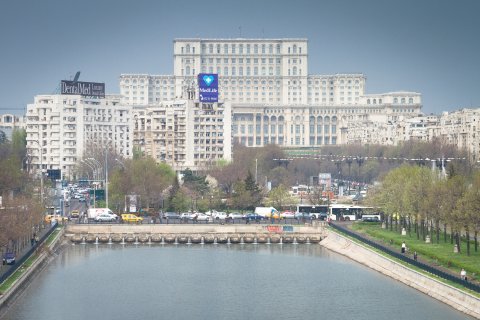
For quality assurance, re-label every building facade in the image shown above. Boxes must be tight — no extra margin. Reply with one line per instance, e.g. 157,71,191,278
120,38,422,148
0,113,24,140
133,99,232,172
25,94,133,179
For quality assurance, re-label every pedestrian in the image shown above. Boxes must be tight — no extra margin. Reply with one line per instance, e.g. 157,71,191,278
413,251,417,261
461,268,467,281
401,241,406,254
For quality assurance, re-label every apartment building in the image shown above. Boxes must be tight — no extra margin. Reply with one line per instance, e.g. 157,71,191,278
25,94,133,179
133,99,232,172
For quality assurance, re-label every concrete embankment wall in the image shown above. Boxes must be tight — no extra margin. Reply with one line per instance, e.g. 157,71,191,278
0,227,64,314
65,223,326,236
321,230,480,319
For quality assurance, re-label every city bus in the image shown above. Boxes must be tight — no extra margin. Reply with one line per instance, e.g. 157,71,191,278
296,204,329,220
328,204,381,221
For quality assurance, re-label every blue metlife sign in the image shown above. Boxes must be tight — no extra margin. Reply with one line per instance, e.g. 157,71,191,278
198,73,218,102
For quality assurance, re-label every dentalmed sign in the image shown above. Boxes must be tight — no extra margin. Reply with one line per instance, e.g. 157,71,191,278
61,80,105,97
198,73,218,102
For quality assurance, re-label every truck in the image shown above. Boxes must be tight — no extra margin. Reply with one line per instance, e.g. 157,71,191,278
87,208,115,220
254,207,278,218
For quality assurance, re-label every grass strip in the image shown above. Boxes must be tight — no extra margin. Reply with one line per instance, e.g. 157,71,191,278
328,226,480,298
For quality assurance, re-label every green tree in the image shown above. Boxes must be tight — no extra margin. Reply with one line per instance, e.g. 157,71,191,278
171,188,190,213
182,168,209,196
266,184,295,210
108,157,175,212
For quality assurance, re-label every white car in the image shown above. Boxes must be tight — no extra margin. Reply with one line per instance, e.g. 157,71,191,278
280,211,295,219
180,212,199,220
213,212,228,220
227,212,244,220
196,213,212,222
94,213,118,222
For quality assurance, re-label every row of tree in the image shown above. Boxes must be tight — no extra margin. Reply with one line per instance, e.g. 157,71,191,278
0,129,44,257
106,140,473,215
369,165,480,255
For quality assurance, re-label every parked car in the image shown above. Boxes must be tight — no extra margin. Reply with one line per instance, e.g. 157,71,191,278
121,214,143,223
264,212,281,219
180,212,198,221
227,212,244,220
213,212,228,220
2,252,15,265
196,213,212,222
294,212,314,220
162,212,181,220
243,213,265,222
44,214,69,223
94,213,118,222
280,211,295,219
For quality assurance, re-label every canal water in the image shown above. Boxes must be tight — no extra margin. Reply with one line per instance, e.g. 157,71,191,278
2,243,473,320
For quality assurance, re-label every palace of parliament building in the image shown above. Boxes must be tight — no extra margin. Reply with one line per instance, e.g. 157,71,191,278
120,38,422,148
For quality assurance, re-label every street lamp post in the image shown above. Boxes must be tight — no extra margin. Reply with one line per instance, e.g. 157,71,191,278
88,158,102,181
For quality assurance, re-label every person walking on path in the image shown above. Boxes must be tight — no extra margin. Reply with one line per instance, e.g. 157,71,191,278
401,241,406,254
461,268,467,281
413,251,417,261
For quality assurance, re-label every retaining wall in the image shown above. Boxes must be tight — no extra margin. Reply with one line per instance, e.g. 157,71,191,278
64,223,327,238
321,230,480,319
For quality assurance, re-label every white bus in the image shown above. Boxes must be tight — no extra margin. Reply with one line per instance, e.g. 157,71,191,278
296,204,329,220
328,204,381,221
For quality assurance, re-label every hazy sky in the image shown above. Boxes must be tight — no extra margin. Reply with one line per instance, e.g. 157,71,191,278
1,0,479,115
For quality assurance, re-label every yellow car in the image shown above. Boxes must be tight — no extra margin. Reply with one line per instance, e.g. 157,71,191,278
70,210,80,218
264,212,281,219
44,214,69,223
121,214,143,223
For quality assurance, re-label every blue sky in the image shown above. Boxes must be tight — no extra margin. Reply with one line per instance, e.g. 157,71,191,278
1,0,479,115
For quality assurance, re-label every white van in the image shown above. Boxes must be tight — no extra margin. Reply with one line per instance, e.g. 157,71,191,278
254,207,278,217
87,208,116,219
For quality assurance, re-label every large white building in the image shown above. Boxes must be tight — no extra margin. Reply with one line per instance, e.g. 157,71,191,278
25,94,133,179
120,38,422,148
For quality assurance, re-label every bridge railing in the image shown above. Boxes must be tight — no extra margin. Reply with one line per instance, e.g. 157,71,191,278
329,222,480,293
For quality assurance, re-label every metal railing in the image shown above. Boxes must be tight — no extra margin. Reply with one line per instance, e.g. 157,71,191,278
0,224,58,285
329,222,480,293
